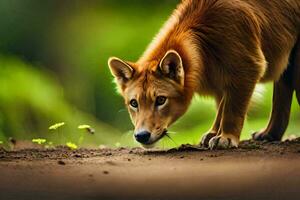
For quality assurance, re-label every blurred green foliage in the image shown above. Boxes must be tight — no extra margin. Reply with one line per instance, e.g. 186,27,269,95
0,0,299,148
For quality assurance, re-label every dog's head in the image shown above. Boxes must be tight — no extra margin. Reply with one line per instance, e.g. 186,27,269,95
108,50,189,148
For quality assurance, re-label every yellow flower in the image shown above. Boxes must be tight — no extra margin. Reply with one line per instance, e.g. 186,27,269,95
78,124,95,134
78,125,91,129
49,122,65,130
32,138,47,145
66,142,78,150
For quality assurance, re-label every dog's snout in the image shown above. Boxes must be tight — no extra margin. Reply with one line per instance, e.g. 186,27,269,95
135,131,151,144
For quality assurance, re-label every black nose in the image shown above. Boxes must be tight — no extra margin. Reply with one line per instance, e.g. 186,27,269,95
135,131,151,144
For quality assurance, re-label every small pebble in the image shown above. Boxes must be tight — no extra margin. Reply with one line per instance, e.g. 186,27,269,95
58,160,65,165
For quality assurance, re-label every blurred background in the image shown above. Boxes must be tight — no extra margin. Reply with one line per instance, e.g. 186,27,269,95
0,0,299,149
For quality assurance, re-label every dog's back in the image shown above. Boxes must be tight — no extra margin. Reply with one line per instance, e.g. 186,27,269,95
250,0,300,81
141,0,300,84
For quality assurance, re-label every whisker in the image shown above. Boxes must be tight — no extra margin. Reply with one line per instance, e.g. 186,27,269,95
166,131,177,135
165,133,178,147
118,109,127,113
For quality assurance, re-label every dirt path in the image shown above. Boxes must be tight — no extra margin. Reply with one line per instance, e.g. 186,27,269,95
0,140,300,200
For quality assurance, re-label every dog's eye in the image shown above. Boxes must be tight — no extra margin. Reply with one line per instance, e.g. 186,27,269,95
130,99,138,108
155,96,167,106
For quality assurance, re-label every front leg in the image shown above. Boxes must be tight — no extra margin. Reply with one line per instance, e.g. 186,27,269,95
209,82,257,149
200,96,224,147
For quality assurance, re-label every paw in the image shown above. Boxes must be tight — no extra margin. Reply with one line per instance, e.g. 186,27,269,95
200,132,217,147
209,134,239,150
252,131,277,142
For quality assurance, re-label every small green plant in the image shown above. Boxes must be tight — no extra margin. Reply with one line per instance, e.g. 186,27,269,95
77,124,95,145
0,141,3,145
66,142,78,150
44,141,54,149
32,138,47,145
115,142,121,147
49,122,65,144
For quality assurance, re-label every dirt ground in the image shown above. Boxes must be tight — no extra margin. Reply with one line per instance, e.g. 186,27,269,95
0,139,300,200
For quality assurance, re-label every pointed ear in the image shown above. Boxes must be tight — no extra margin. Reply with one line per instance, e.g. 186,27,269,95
159,50,184,86
108,57,134,85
